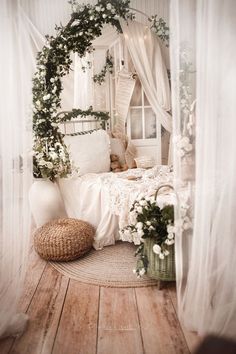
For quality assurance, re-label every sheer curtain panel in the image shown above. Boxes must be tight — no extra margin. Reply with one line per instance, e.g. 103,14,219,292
121,20,172,133
0,0,34,338
171,0,236,338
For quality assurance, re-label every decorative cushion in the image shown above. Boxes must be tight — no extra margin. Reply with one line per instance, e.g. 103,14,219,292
34,218,95,261
64,129,111,175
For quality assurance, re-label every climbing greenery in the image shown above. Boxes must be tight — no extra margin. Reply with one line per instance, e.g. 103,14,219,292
32,0,169,180
93,53,114,84
149,16,169,47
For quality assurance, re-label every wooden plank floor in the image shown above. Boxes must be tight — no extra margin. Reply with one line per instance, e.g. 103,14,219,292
0,249,200,354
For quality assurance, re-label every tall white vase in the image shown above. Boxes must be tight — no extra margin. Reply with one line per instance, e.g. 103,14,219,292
29,179,67,227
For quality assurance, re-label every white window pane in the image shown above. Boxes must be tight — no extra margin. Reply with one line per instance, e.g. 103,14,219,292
145,108,156,139
130,109,143,139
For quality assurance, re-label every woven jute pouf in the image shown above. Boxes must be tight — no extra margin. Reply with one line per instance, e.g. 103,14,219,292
34,218,95,261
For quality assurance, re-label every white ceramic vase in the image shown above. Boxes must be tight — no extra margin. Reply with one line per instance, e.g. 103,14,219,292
29,179,67,227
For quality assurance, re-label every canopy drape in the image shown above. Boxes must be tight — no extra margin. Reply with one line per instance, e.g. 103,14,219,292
121,20,172,133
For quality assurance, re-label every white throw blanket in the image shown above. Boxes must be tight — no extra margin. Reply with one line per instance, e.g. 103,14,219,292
58,166,173,250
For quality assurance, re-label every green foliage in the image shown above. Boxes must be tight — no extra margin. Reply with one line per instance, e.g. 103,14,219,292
33,0,134,180
149,15,169,47
93,54,114,85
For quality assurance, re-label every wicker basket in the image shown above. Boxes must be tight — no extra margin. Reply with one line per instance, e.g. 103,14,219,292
34,218,95,261
143,238,176,281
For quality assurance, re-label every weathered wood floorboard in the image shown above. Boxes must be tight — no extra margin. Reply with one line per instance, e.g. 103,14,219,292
135,286,190,354
9,264,69,354
97,287,143,354
52,281,99,354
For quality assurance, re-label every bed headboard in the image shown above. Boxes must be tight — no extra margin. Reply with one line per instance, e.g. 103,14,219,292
57,106,111,136
59,118,108,136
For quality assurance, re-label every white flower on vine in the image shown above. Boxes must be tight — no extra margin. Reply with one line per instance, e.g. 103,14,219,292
49,151,58,160
38,160,47,166
185,143,193,152
146,221,151,226
137,230,144,238
164,250,170,256
136,222,143,230
136,206,143,214
153,244,161,254
133,234,141,245
139,200,147,207
165,239,175,245
167,233,174,240
139,268,145,276
123,229,130,236
167,225,175,234
43,94,50,101
46,162,53,169
159,253,165,260
95,5,101,12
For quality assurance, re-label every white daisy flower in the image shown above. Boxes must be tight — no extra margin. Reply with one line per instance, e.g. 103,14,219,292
153,244,161,254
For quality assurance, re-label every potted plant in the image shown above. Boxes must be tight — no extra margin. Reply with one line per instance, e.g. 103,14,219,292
120,185,175,282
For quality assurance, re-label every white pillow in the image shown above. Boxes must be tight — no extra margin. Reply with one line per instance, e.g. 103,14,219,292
64,130,111,175
110,138,125,164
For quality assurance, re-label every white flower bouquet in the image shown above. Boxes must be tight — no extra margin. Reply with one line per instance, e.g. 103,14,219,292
120,188,175,279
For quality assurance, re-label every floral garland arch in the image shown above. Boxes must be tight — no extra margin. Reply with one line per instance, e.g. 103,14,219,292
32,0,169,180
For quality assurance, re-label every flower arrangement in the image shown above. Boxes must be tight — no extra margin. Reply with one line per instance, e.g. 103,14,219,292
120,191,175,278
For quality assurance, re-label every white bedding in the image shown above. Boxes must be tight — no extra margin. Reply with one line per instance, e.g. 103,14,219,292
58,165,173,250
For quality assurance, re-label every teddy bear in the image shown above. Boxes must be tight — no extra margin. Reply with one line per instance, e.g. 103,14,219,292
110,154,128,173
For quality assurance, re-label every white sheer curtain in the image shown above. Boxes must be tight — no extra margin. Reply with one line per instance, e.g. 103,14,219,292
171,0,236,338
0,0,38,338
121,20,172,133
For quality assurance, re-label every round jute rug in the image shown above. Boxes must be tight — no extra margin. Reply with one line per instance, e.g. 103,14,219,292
50,241,158,287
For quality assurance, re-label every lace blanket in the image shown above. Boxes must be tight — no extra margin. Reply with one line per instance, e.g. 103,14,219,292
100,165,174,235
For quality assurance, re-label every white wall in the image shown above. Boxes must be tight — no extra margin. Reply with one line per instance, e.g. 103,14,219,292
21,0,169,36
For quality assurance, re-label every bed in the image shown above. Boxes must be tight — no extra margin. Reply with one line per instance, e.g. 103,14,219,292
57,119,174,250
